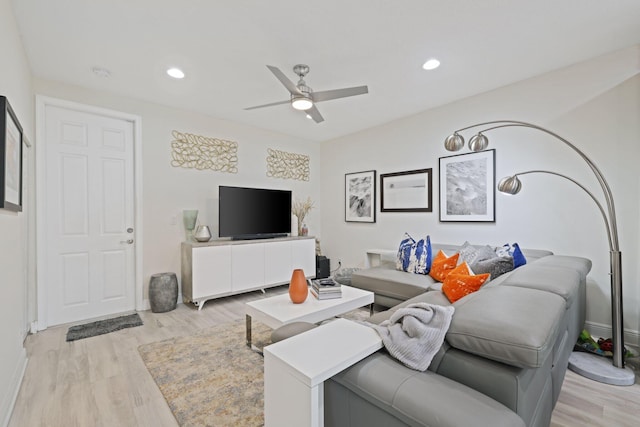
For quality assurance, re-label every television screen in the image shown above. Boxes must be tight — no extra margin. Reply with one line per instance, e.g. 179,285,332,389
219,186,292,239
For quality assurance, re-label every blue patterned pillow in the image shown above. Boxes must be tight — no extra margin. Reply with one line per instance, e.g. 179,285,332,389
496,243,527,269
396,233,415,271
512,243,526,268
396,233,432,274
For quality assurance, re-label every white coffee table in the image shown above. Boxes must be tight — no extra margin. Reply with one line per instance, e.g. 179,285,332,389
244,285,374,347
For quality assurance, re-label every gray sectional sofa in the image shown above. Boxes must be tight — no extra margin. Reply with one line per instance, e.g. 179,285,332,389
324,244,592,427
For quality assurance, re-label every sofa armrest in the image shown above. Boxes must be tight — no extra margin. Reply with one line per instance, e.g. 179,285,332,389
328,353,525,427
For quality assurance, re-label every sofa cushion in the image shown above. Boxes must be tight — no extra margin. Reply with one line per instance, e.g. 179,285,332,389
446,286,566,368
501,265,582,309
352,267,438,302
429,250,460,281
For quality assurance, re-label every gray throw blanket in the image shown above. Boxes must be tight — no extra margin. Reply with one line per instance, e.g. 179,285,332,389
370,303,455,371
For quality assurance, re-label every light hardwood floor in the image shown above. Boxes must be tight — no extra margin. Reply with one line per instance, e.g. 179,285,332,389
9,286,640,427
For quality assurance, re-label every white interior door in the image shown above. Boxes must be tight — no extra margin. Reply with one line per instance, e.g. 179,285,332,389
42,104,135,326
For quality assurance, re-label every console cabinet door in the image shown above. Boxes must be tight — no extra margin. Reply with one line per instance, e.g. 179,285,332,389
291,239,316,278
192,246,232,298
231,243,266,292
265,240,293,284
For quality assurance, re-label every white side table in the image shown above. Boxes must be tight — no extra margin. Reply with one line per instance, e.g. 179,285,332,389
263,318,382,427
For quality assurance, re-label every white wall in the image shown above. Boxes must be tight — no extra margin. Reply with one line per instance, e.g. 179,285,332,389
0,1,33,424
33,80,322,308
320,46,640,346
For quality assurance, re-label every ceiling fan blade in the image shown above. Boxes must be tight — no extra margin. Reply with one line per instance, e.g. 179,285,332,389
244,99,291,110
305,105,324,123
312,85,368,102
266,65,301,95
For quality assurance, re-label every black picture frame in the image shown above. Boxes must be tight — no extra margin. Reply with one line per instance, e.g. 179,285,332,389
439,149,495,222
380,168,432,212
345,170,376,223
0,96,23,212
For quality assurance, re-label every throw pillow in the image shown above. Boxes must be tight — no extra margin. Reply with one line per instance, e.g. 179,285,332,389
512,243,527,268
396,233,432,274
449,261,472,276
396,233,415,271
458,241,497,265
496,243,527,269
470,256,515,280
442,272,491,303
429,250,460,282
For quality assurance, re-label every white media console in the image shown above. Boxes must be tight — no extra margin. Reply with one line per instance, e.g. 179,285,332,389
181,236,316,310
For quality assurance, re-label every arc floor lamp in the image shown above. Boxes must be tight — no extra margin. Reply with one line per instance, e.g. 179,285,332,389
444,120,634,386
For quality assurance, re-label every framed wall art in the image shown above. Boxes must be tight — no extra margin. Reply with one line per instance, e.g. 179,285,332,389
1,96,23,212
345,170,376,222
439,150,495,222
380,168,432,212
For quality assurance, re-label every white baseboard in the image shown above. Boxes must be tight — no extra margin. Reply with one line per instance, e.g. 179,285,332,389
1,349,27,427
585,321,640,352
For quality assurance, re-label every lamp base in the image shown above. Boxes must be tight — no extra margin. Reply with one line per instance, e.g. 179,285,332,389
568,351,635,386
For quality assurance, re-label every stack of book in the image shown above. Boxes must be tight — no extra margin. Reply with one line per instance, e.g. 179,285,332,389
310,277,342,300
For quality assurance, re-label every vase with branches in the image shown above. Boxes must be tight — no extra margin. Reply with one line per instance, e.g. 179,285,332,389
292,196,314,236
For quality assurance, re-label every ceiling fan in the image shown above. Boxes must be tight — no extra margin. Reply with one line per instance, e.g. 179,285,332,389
244,64,368,123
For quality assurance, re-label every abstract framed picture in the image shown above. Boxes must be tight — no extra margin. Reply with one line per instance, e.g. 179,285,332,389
0,96,23,212
439,149,495,222
380,168,432,212
345,170,376,223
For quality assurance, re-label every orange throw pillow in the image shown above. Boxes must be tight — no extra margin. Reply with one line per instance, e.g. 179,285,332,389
429,250,460,282
442,273,491,303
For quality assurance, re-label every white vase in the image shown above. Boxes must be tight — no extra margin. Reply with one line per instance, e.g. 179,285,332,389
291,214,298,236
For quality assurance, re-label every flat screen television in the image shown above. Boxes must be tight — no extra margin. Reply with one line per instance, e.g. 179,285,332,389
219,186,292,240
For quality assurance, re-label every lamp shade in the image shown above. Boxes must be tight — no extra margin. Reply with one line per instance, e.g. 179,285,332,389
444,133,465,151
469,133,489,151
497,175,522,195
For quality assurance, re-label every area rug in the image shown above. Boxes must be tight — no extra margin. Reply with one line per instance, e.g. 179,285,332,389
138,308,372,427
66,313,143,342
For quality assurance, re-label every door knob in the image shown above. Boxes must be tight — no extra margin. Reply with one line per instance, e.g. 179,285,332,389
120,239,134,244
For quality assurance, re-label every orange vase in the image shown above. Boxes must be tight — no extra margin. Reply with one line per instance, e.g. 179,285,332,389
289,269,308,304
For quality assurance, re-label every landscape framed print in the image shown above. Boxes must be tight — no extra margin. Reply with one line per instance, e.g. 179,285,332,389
380,168,432,212
345,170,376,222
439,150,495,222
0,96,23,212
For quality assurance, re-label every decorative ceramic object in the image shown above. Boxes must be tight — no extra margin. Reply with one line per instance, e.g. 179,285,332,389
301,223,308,236
149,272,178,313
194,225,212,242
183,210,198,240
289,269,308,304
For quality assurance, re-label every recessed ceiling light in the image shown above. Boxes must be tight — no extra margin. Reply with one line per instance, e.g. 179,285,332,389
91,66,111,78
305,114,313,120
422,59,441,71
167,68,185,79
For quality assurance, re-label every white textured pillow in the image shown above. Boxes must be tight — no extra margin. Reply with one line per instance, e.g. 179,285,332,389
458,242,497,265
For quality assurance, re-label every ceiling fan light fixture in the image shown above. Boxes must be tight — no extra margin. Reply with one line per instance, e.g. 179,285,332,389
291,96,313,111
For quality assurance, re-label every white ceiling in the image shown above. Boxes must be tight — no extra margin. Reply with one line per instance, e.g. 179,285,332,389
11,0,640,142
